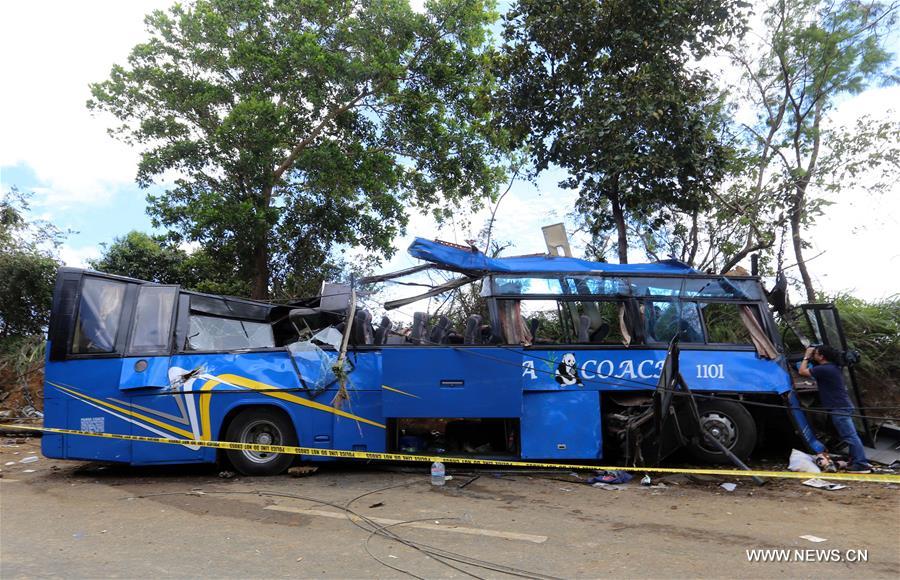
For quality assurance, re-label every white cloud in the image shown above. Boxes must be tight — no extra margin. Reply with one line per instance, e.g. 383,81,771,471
0,1,171,205
59,244,102,268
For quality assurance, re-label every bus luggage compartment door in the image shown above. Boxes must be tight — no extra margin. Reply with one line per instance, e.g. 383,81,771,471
521,391,602,459
381,347,522,417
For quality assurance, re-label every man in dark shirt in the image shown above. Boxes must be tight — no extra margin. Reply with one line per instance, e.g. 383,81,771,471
799,345,872,473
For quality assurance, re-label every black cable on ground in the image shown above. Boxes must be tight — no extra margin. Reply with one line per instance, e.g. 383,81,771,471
124,486,560,580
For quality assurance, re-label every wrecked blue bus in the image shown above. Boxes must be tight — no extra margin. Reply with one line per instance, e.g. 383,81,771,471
42,237,832,474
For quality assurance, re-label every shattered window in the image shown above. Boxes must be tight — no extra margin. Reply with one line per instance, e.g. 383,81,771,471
644,301,704,343
630,278,683,297
71,278,127,354
186,315,275,351
682,278,762,300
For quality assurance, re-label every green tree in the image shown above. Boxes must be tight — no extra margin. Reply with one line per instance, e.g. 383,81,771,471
89,0,505,299
0,188,64,341
494,0,745,263
91,230,260,296
90,231,192,285
733,0,899,301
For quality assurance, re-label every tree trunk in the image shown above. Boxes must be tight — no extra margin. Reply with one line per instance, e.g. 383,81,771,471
609,177,628,264
250,185,273,300
789,202,816,303
251,237,269,300
788,103,824,304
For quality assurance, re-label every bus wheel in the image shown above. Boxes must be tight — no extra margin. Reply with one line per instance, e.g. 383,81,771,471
688,399,757,464
224,408,297,475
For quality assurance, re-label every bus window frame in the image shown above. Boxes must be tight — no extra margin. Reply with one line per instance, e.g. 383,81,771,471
124,285,180,357
486,273,775,352
698,302,765,347
66,275,136,360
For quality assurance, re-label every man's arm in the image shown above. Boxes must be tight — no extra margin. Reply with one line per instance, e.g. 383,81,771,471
798,346,815,377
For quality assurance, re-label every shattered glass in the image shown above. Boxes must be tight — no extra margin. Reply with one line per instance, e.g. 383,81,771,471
287,327,343,394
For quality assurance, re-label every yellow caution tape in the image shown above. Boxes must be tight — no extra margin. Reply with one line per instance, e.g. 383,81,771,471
2,423,898,483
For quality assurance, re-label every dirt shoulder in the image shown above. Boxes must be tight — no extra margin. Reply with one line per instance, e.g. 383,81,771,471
1,438,898,579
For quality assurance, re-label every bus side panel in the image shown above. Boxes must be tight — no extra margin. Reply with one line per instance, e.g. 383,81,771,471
381,347,523,417
521,391,602,459
331,390,387,453
40,398,64,459
43,359,132,463
522,349,792,394
331,351,386,453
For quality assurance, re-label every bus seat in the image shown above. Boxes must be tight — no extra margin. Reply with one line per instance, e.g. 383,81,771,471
464,315,482,344
374,316,391,345
430,315,450,344
578,315,591,342
351,309,374,345
528,317,541,340
410,312,428,344
590,322,610,343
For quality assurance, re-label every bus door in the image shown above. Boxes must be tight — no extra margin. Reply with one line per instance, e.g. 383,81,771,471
118,285,202,464
799,304,872,443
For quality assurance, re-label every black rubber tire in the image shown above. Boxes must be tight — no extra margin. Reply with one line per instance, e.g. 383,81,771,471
224,407,297,475
688,399,757,464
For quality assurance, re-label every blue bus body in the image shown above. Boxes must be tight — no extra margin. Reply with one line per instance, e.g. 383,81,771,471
42,238,824,471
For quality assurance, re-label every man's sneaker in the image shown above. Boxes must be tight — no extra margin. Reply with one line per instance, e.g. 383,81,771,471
846,464,872,474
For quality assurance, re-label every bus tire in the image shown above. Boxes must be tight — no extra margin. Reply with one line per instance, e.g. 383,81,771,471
224,407,297,476
688,399,757,464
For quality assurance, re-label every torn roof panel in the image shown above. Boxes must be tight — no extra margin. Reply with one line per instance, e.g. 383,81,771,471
407,237,698,276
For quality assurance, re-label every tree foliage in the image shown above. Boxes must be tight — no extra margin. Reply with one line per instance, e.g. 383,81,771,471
733,0,899,300
494,0,745,263
89,0,506,299
0,188,64,342
90,230,346,297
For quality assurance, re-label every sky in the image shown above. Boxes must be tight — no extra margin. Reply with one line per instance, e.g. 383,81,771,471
1,1,898,303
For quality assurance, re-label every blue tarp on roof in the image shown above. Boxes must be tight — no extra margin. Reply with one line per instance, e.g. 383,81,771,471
407,238,697,275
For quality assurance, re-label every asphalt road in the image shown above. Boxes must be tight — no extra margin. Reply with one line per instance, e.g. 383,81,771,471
2,438,898,578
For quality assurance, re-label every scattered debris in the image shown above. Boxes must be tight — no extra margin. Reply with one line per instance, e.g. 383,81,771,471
687,474,723,484
368,502,384,509
4,461,14,466
23,469,35,473
640,475,652,486
720,482,737,492
296,557,303,562
788,449,821,473
801,478,847,491
458,474,480,489
217,470,236,479
591,483,625,491
20,406,43,419
799,535,827,543
659,474,690,486
287,465,319,477
19,456,38,464
588,470,633,485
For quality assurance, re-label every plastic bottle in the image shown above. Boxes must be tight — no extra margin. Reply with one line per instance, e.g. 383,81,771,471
430,461,446,486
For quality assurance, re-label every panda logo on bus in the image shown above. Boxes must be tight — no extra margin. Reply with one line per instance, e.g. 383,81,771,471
555,353,583,387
